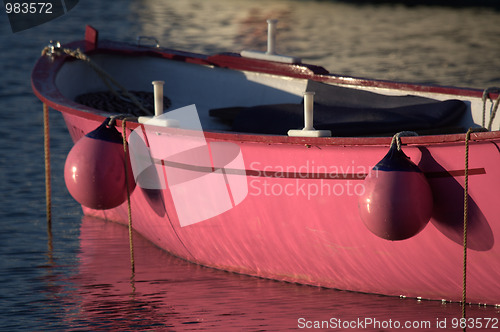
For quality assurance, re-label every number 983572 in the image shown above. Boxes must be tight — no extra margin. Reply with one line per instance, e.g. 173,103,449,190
5,2,53,14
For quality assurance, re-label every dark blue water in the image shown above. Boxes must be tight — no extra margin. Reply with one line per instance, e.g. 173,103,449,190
1,1,500,330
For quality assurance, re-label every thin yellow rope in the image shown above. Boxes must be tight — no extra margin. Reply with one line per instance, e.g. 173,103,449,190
462,128,473,329
43,103,52,237
122,119,135,275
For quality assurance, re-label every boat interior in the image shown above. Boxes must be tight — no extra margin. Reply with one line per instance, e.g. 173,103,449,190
56,53,497,137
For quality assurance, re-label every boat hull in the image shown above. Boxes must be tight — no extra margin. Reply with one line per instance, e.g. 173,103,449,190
61,109,500,305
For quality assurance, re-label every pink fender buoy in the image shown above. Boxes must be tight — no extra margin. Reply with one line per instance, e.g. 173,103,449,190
358,138,432,241
64,119,136,210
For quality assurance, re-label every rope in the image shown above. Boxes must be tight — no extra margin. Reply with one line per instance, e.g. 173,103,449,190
42,45,141,277
461,127,488,323
482,87,500,130
487,94,500,131
390,131,418,151
42,45,153,116
43,103,52,238
462,129,470,325
121,118,135,275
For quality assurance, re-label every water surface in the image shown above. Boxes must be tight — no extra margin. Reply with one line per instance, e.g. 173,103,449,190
1,0,500,330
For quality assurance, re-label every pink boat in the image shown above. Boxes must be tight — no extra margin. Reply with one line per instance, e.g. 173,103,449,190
32,25,500,305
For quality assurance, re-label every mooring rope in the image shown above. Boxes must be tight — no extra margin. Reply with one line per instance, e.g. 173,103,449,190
42,45,153,116
461,129,472,326
460,126,488,327
41,44,143,277
43,103,52,237
121,118,135,275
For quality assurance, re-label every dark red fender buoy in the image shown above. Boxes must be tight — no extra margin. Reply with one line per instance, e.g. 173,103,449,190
64,120,136,210
358,143,433,240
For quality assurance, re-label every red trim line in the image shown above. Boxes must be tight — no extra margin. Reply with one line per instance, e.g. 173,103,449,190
159,158,486,180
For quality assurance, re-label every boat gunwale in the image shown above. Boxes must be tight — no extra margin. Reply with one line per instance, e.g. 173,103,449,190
31,36,500,147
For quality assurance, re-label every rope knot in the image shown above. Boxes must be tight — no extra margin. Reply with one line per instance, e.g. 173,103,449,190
390,131,418,151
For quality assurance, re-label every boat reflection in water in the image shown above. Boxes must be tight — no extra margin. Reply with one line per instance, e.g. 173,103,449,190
63,216,498,331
